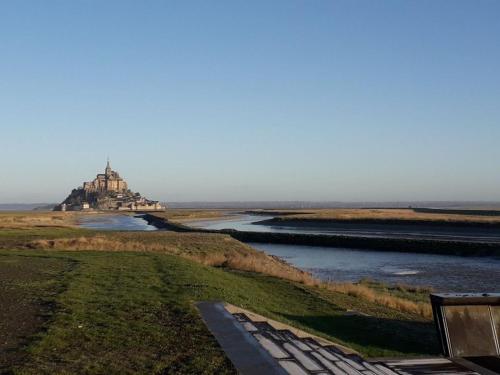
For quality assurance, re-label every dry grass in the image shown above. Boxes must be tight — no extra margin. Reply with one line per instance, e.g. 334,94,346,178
0,211,79,229
27,232,314,285
253,208,500,224
322,282,432,319
26,231,432,318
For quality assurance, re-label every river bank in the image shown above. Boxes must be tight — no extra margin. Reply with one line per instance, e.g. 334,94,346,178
142,213,500,256
139,213,500,292
256,216,500,229
244,208,500,224
0,211,442,369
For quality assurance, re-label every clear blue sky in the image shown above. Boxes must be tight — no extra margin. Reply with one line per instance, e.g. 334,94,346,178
1,1,499,203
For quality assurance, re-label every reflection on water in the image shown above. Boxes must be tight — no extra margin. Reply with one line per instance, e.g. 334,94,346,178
188,215,500,242
249,243,500,292
188,215,500,292
187,215,275,231
78,215,157,231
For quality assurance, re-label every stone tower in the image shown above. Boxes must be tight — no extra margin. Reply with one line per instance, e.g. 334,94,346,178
105,158,112,176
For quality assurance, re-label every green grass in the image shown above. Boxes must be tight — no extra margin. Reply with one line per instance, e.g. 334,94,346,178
0,218,440,372
6,250,233,375
0,254,74,371
1,247,439,374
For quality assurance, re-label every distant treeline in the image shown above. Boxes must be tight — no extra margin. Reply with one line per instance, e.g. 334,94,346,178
413,208,500,217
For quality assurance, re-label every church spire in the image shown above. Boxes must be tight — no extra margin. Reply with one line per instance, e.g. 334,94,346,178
105,157,112,176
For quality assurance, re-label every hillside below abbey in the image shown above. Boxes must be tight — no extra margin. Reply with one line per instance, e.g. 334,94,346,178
55,161,164,211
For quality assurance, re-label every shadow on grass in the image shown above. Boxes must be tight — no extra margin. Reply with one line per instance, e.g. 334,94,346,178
277,312,440,357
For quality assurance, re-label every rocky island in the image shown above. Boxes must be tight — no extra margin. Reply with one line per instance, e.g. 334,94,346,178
54,160,164,211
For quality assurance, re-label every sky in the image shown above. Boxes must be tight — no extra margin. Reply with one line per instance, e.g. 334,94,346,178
1,1,499,203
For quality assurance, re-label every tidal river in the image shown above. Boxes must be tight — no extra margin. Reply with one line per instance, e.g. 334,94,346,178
186,215,500,293
78,214,500,293
78,214,158,231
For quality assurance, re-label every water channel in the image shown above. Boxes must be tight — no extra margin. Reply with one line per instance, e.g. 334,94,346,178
78,213,500,292
78,214,158,231
186,215,500,292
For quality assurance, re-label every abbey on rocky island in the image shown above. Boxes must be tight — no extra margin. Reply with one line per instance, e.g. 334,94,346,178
82,160,128,193
55,160,165,211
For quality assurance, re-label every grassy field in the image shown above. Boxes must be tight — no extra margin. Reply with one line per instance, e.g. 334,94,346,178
0,211,79,228
248,208,500,224
0,249,438,373
0,212,440,373
8,224,434,319
0,253,74,371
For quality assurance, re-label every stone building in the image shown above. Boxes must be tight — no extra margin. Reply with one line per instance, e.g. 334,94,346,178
83,160,128,193
55,160,165,212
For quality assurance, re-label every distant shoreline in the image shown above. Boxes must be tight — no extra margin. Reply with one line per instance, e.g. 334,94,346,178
163,201,500,209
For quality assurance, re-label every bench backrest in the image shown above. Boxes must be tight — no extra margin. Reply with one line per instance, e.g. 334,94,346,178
430,293,500,357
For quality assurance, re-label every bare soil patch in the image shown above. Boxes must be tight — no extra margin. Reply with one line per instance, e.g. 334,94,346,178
0,254,72,372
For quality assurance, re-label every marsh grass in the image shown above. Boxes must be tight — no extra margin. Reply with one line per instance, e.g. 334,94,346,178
26,232,433,318
27,233,315,286
0,210,442,372
0,211,79,229
321,282,432,318
0,212,434,321
253,208,500,224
